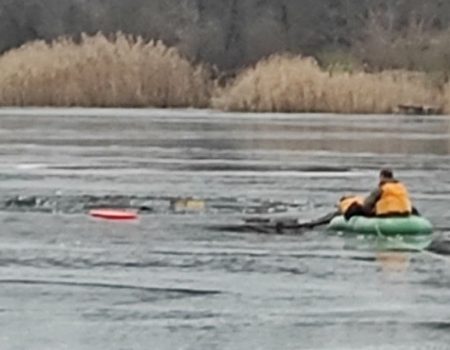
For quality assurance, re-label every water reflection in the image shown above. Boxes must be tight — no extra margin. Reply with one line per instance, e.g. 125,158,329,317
376,251,411,273
185,115,450,155
1,112,450,156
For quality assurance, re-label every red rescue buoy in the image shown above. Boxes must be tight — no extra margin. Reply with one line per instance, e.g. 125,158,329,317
89,209,138,220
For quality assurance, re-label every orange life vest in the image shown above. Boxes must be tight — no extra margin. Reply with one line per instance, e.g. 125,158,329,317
375,182,412,215
339,196,364,214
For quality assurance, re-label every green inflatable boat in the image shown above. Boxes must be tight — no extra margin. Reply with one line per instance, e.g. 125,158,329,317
327,215,433,236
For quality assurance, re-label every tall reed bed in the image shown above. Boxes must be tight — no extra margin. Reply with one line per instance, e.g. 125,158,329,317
212,54,443,114
0,33,211,107
0,38,446,114
444,84,450,114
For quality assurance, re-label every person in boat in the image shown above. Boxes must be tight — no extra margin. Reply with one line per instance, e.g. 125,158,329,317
337,195,365,220
341,168,419,220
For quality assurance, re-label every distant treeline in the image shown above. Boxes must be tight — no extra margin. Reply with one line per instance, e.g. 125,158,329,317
2,0,450,71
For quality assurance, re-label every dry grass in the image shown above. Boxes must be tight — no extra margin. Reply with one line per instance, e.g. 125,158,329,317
444,84,450,114
0,36,447,114
212,54,443,114
0,33,212,107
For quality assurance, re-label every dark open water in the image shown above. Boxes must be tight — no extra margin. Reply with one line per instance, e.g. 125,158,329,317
0,108,449,350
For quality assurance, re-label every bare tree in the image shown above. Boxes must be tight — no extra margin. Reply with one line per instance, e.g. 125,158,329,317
0,0,450,71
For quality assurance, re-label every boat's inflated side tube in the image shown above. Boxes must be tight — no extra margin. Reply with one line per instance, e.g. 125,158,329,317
327,215,433,236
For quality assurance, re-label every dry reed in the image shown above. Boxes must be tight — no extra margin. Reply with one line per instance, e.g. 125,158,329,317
0,33,212,107
0,37,446,114
212,54,443,114
443,84,450,114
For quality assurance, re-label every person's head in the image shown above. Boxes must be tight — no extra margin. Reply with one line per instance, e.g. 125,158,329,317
379,168,394,181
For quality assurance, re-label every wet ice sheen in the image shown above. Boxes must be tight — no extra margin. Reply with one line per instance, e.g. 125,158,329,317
0,109,449,350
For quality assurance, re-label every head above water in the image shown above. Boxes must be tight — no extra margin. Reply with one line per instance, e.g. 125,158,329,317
379,168,394,181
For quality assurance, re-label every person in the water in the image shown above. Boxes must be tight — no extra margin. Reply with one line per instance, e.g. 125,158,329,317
339,168,418,220
337,194,364,220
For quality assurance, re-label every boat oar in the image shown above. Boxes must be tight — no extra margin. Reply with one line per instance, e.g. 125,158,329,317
243,210,340,234
293,211,340,229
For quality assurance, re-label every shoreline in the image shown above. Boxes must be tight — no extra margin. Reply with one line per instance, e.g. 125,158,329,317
0,106,448,118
